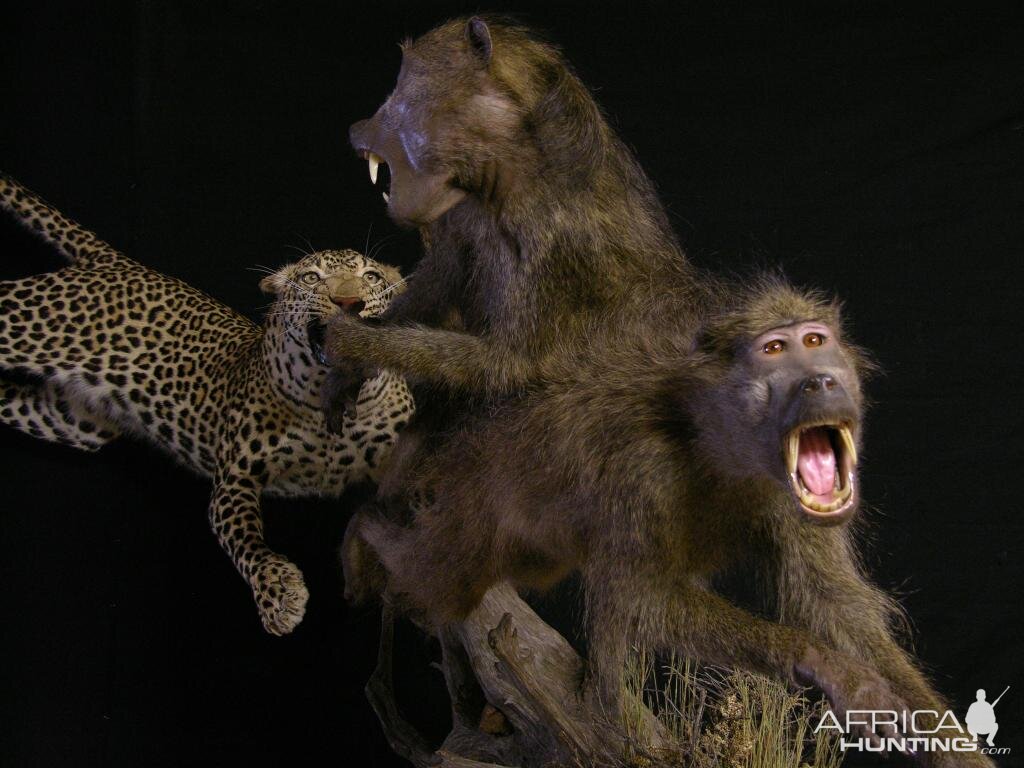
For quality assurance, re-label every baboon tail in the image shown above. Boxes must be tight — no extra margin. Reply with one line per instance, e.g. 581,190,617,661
0,172,124,267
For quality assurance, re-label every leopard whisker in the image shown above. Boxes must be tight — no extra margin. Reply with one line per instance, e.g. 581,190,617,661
363,222,374,257
282,243,312,257
382,275,412,296
292,232,317,255
274,277,319,296
247,265,279,276
367,233,399,261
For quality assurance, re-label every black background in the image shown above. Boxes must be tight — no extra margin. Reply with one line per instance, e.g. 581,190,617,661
1,2,1022,766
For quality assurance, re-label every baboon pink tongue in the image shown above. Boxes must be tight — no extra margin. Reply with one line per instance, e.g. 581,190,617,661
798,427,836,496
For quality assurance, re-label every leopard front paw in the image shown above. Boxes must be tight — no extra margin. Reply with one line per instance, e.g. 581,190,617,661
252,558,309,636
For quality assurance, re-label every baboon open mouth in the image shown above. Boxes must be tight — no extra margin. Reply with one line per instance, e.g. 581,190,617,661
363,151,392,203
784,424,857,520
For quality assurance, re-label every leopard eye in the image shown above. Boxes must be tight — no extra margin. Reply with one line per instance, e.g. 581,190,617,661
762,339,785,355
803,332,825,348
299,271,320,286
363,270,382,285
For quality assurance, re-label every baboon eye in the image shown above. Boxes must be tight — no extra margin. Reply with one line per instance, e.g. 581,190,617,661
763,339,785,355
299,271,320,286
803,333,825,348
363,270,382,285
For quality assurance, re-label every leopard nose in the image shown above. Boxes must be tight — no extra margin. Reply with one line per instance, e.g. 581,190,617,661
332,296,366,315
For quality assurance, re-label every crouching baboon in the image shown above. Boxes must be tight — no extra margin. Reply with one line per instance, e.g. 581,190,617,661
345,277,992,767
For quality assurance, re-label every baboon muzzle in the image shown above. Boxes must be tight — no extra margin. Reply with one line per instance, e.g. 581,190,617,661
801,373,837,393
788,373,857,430
350,102,467,225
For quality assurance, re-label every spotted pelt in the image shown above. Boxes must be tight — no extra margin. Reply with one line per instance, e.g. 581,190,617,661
0,174,413,634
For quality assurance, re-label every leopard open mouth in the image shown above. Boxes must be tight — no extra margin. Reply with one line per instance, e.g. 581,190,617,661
783,423,857,522
306,320,329,366
363,151,392,203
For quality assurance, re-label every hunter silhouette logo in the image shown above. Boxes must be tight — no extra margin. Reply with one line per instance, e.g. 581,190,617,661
966,686,1008,747
815,685,1011,757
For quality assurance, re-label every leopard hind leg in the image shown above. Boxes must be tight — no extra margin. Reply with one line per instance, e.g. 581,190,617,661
0,374,119,450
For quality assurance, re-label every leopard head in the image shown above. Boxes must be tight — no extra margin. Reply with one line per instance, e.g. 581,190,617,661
258,248,404,363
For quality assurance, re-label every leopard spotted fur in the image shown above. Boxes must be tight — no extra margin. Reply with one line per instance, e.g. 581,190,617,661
0,174,414,634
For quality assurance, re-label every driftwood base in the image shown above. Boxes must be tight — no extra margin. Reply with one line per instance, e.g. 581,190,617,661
364,583,680,768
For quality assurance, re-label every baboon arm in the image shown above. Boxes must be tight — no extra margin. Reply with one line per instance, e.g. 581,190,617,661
383,238,466,327
658,582,920,747
382,274,456,328
326,317,532,394
598,576,902,718
775,530,948,715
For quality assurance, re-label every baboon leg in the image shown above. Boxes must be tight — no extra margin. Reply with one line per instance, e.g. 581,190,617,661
580,569,641,718
341,504,390,604
343,493,493,627
364,603,437,764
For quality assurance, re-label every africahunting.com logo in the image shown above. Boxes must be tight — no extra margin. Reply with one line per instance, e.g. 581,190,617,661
815,686,1011,757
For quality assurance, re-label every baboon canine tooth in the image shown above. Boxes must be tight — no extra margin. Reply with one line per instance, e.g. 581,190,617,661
839,426,858,466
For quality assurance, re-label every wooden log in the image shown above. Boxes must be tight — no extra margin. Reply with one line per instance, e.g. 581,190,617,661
363,583,681,767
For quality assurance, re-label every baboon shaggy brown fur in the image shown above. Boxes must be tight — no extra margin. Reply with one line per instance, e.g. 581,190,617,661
347,279,991,767
326,16,692,400
330,16,986,766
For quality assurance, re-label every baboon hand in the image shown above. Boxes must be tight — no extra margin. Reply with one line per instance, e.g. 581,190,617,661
325,310,381,362
321,366,366,432
321,314,384,430
795,645,910,751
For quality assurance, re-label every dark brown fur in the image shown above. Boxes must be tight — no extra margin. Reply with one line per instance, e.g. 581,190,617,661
330,19,985,765
346,278,990,767
325,16,692,401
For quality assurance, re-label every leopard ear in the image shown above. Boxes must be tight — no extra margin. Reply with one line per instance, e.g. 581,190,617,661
259,273,282,295
381,264,405,293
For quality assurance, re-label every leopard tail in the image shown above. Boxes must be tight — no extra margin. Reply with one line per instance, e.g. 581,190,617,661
0,172,124,266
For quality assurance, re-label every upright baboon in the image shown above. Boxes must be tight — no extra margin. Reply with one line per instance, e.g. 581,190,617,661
345,277,992,767
324,16,691,408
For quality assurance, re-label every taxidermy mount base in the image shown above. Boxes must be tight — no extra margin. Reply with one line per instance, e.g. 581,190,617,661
367,584,680,768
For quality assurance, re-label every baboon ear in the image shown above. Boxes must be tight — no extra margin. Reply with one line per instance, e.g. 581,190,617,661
466,17,493,64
